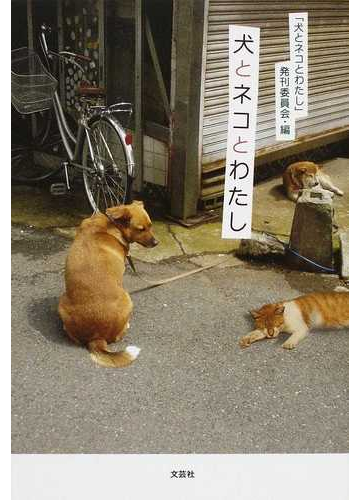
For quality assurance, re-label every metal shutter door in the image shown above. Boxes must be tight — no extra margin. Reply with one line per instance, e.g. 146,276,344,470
200,0,348,205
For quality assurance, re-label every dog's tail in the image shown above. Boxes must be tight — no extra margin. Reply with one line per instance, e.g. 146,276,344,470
87,339,140,368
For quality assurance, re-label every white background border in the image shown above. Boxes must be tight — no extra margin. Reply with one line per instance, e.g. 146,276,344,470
5,1,356,499
12,453,348,500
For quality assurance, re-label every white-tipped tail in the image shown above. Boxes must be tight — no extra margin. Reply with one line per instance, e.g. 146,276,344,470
125,345,141,359
88,339,140,368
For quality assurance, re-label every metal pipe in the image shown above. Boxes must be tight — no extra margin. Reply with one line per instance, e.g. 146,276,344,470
53,97,74,161
53,91,77,144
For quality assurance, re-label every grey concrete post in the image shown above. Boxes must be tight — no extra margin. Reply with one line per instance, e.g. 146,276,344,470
288,189,334,271
169,0,206,220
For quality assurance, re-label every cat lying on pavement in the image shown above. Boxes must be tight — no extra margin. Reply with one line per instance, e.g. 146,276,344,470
239,290,349,350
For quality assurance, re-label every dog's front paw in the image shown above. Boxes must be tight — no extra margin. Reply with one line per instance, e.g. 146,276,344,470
336,189,344,196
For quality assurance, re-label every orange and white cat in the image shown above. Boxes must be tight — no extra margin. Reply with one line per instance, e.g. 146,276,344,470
283,161,344,202
240,290,349,350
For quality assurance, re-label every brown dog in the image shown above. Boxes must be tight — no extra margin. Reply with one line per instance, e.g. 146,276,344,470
58,201,158,368
283,161,343,202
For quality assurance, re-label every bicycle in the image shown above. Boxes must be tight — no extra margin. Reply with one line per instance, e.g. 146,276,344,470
11,23,135,212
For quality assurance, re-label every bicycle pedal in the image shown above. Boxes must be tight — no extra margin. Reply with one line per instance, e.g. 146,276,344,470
50,183,68,196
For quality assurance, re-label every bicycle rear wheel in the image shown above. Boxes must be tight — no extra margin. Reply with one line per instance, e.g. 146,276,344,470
82,115,133,213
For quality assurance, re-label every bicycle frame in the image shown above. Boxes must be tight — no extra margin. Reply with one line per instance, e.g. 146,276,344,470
39,27,91,169
39,26,135,178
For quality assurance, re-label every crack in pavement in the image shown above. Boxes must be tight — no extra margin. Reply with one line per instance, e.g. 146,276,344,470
167,224,186,255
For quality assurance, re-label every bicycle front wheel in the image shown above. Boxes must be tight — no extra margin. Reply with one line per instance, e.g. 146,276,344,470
82,115,133,213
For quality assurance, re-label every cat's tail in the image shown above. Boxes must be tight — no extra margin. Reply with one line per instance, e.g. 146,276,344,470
88,339,140,368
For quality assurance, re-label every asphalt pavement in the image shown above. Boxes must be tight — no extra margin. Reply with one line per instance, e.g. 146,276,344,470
11,225,348,453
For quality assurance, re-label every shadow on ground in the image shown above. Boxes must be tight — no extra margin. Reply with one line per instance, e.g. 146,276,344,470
268,184,287,201
27,296,75,348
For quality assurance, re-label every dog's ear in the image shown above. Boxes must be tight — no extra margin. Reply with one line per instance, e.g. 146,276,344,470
250,309,260,319
298,165,308,173
106,206,131,226
133,200,144,207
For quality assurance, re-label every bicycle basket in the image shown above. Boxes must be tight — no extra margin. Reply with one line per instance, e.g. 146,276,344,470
11,47,57,114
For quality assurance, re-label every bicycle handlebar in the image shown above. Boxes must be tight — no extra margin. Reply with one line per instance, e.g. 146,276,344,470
40,23,92,65
59,51,92,63
40,23,52,34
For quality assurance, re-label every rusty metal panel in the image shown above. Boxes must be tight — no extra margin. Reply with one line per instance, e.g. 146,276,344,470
200,0,349,171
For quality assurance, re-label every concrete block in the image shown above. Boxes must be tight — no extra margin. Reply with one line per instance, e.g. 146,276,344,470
288,189,334,271
339,230,349,279
237,231,286,258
